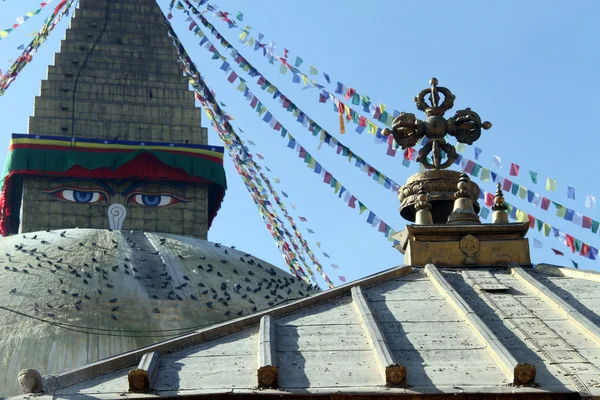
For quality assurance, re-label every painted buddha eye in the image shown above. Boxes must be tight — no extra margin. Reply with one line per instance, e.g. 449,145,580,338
126,192,189,207
42,188,109,204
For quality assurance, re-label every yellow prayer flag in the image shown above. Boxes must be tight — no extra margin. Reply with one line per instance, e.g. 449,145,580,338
273,178,281,183
367,121,377,134
307,157,317,169
515,209,529,223
543,223,551,237
480,168,491,182
334,181,342,194
379,103,386,113
456,143,466,153
518,186,527,199
301,74,309,86
239,31,247,41
546,177,557,191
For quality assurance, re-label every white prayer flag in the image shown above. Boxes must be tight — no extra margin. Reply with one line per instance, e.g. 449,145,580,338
493,156,502,168
533,238,543,248
586,194,596,209
573,212,583,226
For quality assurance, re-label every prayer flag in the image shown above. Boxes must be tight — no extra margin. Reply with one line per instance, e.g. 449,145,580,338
546,177,557,191
474,147,482,160
567,186,576,199
509,163,519,176
492,155,502,168
585,194,596,209
533,238,543,248
529,170,538,184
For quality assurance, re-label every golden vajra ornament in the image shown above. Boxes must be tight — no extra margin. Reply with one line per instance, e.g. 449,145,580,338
383,78,492,170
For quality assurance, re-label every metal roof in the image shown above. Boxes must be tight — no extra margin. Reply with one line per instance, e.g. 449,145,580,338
14,263,600,398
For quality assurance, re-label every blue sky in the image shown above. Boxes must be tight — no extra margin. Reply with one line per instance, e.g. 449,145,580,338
0,0,599,287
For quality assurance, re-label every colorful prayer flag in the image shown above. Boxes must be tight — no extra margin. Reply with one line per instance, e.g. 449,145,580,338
509,163,519,176
546,177,557,192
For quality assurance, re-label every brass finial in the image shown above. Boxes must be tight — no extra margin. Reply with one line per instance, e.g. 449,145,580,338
382,78,492,170
414,183,433,225
492,183,509,224
447,173,481,225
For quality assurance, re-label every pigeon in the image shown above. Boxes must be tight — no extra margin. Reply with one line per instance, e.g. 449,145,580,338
153,308,160,313
111,314,117,320
9,288,16,294
111,306,119,311
206,302,213,308
109,298,118,303
224,311,231,316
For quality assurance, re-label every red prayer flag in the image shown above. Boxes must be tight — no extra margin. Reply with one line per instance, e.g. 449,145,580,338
227,71,238,83
552,248,564,256
565,234,576,253
503,179,512,191
323,172,332,184
256,153,264,160
298,217,307,222
359,116,367,127
404,148,414,160
386,144,396,157
541,197,551,210
344,88,356,100
528,215,535,229
378,220,387,233
580,243,591,257
465,160,475,174
509,163,520,176
298,147,306,158
348,196,357,208
485,192,494,207
583,216,593,229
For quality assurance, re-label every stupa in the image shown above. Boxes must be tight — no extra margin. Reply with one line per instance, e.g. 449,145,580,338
0,0,313,397
14,79,600,399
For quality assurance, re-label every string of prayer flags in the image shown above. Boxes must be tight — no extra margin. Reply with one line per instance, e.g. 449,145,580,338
186,1,600,259
164,13,321,286
187,13,403,200
0,0,75,95
200,1,402,127
0,0,54,41
195,1,600,209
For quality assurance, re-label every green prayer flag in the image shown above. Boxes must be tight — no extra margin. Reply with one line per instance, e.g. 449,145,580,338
280,127,287,138
294,56,303,67
529,170,538,184
358,202,368,215
279,63,287,75
511,183,520,196
575,239,582,252
536,219,544,232
351,94,360,106
472,164,482,177
309,65,318,75
402,158,410,167
592,220,600,234
378,111,389,123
